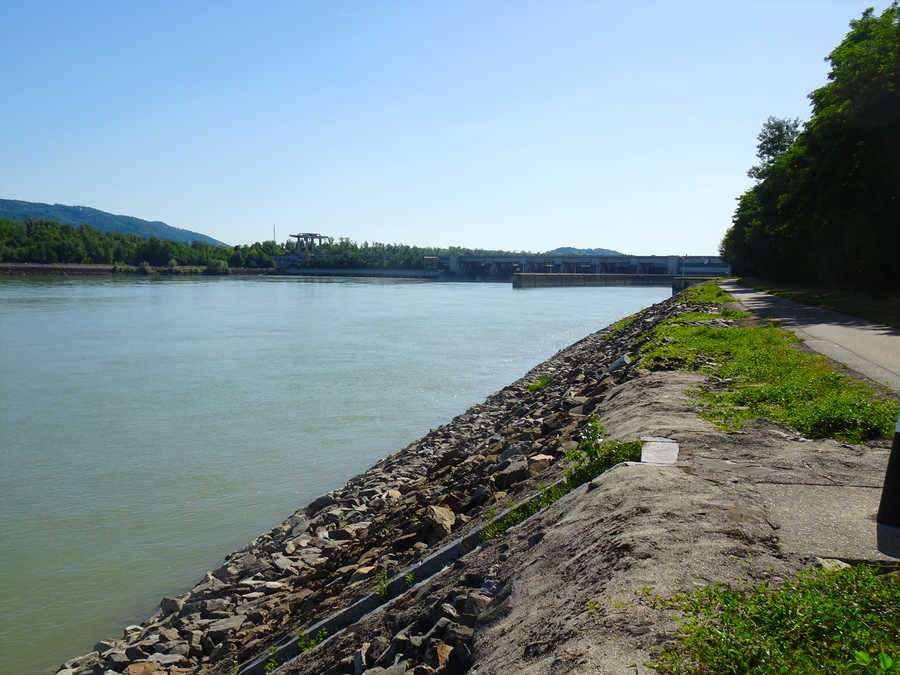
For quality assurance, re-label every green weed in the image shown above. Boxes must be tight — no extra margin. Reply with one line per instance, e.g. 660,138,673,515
528,375,553,392
405,571,415,587
647,565,900,674
640,289,898,442
264,646,279,673
563,416,642,487
296,627,327,653
373,568,389,597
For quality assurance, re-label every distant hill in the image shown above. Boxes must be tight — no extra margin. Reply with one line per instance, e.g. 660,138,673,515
544,246,623,256
0,199,227,247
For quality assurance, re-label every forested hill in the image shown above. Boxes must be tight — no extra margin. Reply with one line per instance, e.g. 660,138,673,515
545,246,623,256
0,199,226,247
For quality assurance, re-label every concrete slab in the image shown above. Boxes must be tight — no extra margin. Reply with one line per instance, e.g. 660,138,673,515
640,436,679,465
757,483,899,560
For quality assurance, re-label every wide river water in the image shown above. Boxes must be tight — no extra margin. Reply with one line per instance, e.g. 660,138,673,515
0,275,668,673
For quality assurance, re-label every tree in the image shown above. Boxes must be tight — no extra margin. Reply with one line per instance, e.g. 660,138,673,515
721,4,899,290
747,116,801,180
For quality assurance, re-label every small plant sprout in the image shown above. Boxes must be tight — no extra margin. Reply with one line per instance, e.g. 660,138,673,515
373,568,389,597
296,627,327,652
586,600,600,611
405,571,415,587
264,646,278,673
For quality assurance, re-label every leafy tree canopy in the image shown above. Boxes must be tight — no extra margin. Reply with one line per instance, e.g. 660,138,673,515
721,3,899,291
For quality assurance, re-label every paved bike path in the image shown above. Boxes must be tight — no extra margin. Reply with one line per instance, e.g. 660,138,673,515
719,281,900,395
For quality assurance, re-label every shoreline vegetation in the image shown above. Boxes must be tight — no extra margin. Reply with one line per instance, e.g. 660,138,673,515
0,217,539,275
54,282,899,675
719,5,899,293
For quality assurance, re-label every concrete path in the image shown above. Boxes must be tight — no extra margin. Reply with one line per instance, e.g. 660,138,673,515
719,281,900,394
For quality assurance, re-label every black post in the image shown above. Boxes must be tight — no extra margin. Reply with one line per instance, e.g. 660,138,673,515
876,413,900,526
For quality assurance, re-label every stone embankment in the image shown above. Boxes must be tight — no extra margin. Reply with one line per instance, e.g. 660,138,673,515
56,293,728,675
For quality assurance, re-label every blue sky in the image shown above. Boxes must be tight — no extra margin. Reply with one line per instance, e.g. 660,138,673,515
0,1,885,253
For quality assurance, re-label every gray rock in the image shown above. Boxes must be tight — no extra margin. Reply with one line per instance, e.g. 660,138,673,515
499,442,529,461
159,596,184,616
207,614,246,642
305,493,336,515
93,639,119,653
148,652,189,665
366,635,391,664
495,459,528,489
426,505,456,537
125,644,150,660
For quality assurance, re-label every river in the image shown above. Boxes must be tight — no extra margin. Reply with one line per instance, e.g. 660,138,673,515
0,275,668,673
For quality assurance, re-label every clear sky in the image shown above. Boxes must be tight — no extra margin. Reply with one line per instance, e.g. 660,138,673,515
0,1,886,254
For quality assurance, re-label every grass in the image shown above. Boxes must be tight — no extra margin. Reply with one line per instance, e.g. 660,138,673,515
640,285,898,443
737,277,900,331
679,283,736,304
646,564,900,674
527,375,553,391
480,417,641,539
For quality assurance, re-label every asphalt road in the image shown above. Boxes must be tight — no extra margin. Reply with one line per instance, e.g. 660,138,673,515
719,281,900,394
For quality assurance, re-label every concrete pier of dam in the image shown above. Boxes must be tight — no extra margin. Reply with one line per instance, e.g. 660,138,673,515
513,272,673,288
513,273,719,292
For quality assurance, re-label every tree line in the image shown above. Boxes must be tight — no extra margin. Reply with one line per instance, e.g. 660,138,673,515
0,218,286,269
720,4,899,291
0,218,529,271
289,238,523,269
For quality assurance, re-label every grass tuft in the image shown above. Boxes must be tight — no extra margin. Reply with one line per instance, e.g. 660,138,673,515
527,375,553,392
647,565,900,674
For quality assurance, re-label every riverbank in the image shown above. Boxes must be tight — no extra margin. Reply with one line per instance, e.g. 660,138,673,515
0,263,272,276
55,287,898,674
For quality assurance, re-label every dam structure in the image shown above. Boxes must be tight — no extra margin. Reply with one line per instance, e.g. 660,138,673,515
444,253,729,281
275,250,730,284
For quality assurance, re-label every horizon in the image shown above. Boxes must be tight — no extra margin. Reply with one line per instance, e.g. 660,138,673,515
1,1,886,254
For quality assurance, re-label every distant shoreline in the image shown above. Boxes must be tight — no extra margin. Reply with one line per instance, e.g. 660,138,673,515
0,263,271,276
0,263,443,280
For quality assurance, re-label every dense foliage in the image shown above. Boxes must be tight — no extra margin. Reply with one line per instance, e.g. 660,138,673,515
289,238,531,270
0,218,285,268
0,217,536,270
290,238,444,269
720,5,899,290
